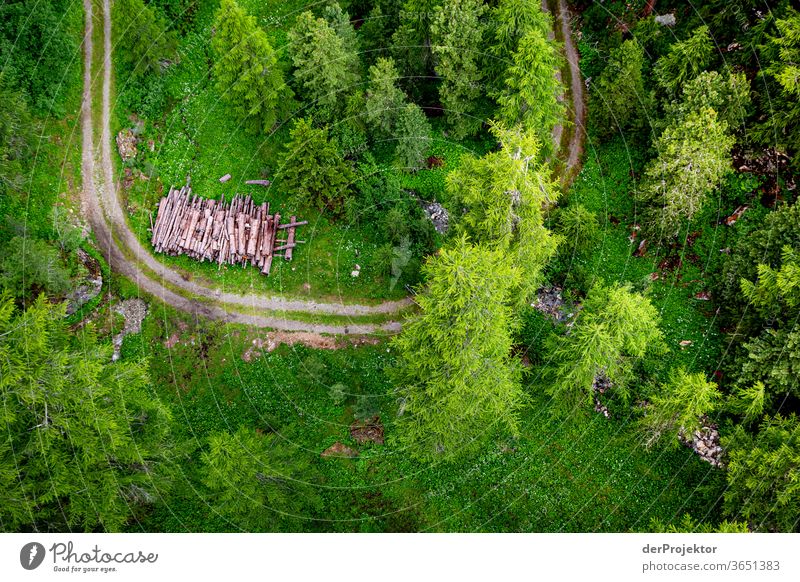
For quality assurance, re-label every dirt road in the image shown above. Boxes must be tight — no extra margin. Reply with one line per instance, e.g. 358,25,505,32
80,0,584,334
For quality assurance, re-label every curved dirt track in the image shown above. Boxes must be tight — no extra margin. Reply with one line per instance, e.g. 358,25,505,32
81,0,404,334
80,0,584,334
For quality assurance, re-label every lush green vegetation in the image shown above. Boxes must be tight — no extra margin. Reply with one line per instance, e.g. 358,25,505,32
3,0,800,535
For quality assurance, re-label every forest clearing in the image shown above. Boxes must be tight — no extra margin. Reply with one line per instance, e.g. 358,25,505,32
1,0,799,548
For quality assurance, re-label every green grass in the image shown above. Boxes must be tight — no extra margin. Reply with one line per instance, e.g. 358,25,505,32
123,305,721,533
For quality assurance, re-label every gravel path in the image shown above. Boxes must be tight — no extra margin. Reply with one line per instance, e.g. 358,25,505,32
80,0,583,335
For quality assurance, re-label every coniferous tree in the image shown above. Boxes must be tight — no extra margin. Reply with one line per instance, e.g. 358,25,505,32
430,0,487,139
487,0,551,93
723,414,800,532
654,26,714,96
0,74,33,204
365,57,406,137
113,0,176,78
496,28,563,155
638,107,734,238
447,123,560,302
546,282,663,414
288,11,360,124
394,103,432,170
0,296,175,531
639,368,722,449
212,0,291,133
391,0,441,79
392,237,524,462
280,118,354,213
201,427,319,531
590,39,650,140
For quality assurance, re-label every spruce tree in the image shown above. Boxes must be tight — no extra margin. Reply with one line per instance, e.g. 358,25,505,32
392,237,524,462
287,11,360,124
430,0,487,139
280,118,354,213
365,57,406,137
488,0,551,93
723,414,800,532
212,0,291,133
654,26,714,96
0,296,174,531
113,0,176,78
394,103,432,171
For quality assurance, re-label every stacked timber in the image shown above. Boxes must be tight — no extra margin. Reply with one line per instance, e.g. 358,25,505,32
150,186,307,276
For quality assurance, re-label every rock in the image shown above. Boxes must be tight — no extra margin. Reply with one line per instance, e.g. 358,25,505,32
65,249,103,316
655,13,676,27
111,299,148,362
116,129,138,161
421,201,449,234
350,416,385,445
351,270,360,277
321,442,359,458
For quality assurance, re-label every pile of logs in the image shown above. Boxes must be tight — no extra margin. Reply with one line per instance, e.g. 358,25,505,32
150,184,306,276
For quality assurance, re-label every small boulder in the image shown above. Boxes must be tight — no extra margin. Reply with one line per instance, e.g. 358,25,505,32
116,129,138,161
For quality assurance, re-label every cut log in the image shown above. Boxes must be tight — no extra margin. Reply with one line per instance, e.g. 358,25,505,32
277,220,308,229
219,173,231,183
285,215,297,261
245,179,271,186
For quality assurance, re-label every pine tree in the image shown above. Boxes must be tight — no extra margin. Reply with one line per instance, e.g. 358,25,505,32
280,118,354,213
394,103,431,171
201,427,319,531
288,11,360,124
392,237,524,462
723,414,800,532
430,0,487,139
365,57,406,137
0,296,175,531
639,107,734,238
639,368,722,449
546,282,664,414
497,28,564,155
212,0,291,133
654,26,714,96
446,123,560,302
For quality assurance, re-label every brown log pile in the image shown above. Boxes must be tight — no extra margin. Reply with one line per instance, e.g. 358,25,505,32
150,185,305,276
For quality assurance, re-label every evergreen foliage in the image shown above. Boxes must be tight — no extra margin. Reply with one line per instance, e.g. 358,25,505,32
496,28,563,155
394,103,431,170
0,296,174,531
280,118,354,213
212,0,291,133
590,39,649,139
639,368,722,449
201,427,318,531
430,0,487,139
723,414,800,532
288,11,360,124
654,26,714,95
638,107,734,238
392,238,524,462
365,57,406,137
546,282,663,414
113,0,176,79
446,123,560,302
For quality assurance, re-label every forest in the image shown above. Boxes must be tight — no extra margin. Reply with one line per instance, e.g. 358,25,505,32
0,0,798,533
